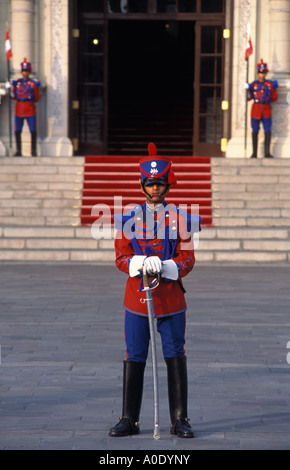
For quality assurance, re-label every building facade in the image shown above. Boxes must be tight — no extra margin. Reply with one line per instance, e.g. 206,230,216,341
0,0,289,158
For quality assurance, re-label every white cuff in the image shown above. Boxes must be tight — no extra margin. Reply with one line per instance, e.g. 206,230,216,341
161,260,179,280
129,255,147,277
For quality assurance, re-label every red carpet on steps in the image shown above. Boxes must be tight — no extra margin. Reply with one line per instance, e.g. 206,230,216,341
81,156,212,227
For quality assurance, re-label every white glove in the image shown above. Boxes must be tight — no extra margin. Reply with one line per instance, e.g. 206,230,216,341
244,83,249,89
144,256,162,276
129,255,147,277
161,260,179,280
5,81,11,89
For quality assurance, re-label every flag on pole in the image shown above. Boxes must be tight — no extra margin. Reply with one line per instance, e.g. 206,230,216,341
245,24,253,61
5,27,12,61
244,24,253,158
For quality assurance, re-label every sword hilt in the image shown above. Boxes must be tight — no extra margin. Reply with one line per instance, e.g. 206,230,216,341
142,270,160,291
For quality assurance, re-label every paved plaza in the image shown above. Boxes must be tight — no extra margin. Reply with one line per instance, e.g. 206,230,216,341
0,262,290,450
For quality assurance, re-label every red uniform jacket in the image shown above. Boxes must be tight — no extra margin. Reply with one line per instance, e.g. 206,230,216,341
248,79,278,119
115,203,199,318
12,78,40,117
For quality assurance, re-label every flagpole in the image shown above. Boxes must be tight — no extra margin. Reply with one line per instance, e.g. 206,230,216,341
244,58,249,159
244,24,253,159
6,22,13,157
7,57,13,157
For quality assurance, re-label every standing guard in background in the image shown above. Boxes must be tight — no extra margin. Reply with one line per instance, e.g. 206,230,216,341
11,58,41,157
109,143,201,439
247,59,278,158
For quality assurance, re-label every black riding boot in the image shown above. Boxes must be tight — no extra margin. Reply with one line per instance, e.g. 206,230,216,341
265,132,274,158
109,360,145,437
166,355,194,438
31,131,37,156
250,132,258,158
14,131,22,157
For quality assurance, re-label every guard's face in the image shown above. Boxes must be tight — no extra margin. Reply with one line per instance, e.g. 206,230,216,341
258,72,266,82
22,70,30,80
142,181,169,205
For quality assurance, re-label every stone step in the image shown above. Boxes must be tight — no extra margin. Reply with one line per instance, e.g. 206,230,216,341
0,165,83,175
0,207,79,217
213,217,290,227
0,225,114,262
0,182,82,191
1,225,289,263
0,199,81,209
213,191,290,200
213,200,290,209
211,158,290,228
0,191,81,202
213,183,290,193
195,227,290,263
196,250,289,263
212,158,290,167
212,174,290,184
0,156,84,165
0,216,79,225
0,173,83,183
213,208,282,218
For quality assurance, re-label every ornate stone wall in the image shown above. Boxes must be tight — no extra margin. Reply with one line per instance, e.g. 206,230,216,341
237,0,251,130
49,0,65,130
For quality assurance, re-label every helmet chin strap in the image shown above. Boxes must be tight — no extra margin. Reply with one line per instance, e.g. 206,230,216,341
140,180,170,200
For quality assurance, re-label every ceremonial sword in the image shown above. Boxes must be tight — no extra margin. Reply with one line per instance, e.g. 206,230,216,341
143,266,160,440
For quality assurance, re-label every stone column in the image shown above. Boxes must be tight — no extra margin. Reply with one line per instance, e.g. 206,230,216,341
41,0,73,156
266,0,290,158
226,0,257,158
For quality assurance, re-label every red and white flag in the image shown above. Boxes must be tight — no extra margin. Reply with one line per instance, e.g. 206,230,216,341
5,28,12,61
245,24,253,61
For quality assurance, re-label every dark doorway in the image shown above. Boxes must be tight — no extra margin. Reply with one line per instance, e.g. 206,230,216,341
108,20,195,155
69,0,228,156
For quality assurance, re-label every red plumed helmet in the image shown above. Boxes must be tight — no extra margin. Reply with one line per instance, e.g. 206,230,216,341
257,59,269,73
21,58,32,72
139,143,176,185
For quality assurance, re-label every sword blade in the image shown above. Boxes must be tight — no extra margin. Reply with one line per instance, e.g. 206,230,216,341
144,276,160,440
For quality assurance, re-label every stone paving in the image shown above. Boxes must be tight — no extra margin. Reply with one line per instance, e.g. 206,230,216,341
0,262,290,450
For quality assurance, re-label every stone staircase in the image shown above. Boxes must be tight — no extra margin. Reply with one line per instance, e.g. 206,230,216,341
0,156,290,263
199,158,290,263
0,157,112,262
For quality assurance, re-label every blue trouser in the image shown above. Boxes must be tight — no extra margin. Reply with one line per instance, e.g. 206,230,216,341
15,115,37,132
251,116,272,134
124,310,186,363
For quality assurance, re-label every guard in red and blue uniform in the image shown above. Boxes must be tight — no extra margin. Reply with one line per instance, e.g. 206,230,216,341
109,143,201,439
247,59,278,158
11,58,41,156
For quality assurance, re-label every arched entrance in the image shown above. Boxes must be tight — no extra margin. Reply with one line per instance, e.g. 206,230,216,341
69,0,227,156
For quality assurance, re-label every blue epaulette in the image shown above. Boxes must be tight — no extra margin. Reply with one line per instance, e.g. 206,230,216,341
114,205,143,232
270,80,278,89
177,207,202,233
